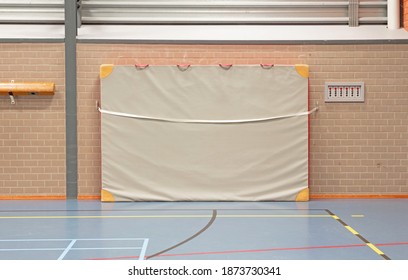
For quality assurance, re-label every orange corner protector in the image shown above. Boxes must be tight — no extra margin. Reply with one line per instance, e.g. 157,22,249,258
101,189,115,202
100,64,114,79
295,64,309,78
296,188,310,201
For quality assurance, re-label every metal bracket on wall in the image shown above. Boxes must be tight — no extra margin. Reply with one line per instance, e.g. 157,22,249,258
77,0,83,28
348,0,359,27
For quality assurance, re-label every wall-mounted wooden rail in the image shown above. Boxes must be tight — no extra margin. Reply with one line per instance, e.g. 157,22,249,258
0,82,55,104
0,82,55,96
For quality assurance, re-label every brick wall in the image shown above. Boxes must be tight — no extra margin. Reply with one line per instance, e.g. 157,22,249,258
77,44,408,198
0,43,66,198
405,0,408,31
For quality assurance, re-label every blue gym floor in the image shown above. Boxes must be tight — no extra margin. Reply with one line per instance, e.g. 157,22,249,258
0,199,407,260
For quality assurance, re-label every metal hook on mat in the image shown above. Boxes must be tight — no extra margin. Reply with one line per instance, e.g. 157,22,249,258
219,64,233,70
260,64,274,69
177,64,191,71
135,64,149,70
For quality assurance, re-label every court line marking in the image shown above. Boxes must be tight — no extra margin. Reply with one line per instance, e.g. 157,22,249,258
345,225,359,235
69,247,143,250
146,209,218,259
0,209,331,213
0,247,144,251
376,242,408,247
366,243,385,255
88,241,408,260
58,239,76,260
0,214,332,219
0,248,65,251
0,238,148,242
139,238,149,260
0,238,150,260
325,209,390,260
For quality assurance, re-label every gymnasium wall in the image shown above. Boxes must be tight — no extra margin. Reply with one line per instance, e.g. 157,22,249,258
405,0,408,31
0,43,66,198
1,43,407,199
77,44,408,198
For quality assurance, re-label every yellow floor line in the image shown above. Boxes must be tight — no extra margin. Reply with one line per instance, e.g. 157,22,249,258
367,243,385,255
0,214,332,219
351,215,365,218
327,210,389,260
345,225,359,235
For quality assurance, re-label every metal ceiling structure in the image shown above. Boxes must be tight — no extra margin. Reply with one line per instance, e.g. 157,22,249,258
0,0,64,23
0,0,388,26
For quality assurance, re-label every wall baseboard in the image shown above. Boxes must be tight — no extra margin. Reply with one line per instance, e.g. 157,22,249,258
77,195,101,200
311,194,408,199
0,194,407,200
0,196,66,200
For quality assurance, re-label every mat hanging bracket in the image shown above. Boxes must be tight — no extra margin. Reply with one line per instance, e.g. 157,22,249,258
8,80,15,105
9,92,15,105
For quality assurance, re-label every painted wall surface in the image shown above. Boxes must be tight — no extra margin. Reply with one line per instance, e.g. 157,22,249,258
405,0,408,31
77,44,408,198
0,44,66,198
1,43,408,198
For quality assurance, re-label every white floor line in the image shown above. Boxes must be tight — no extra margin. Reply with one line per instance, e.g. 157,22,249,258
58,239,77,260
0,238,147,242
0,248,65,251
0,238,150,260
139,238,149,260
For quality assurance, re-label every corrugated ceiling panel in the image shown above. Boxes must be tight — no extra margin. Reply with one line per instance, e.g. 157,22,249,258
0,0,64,23
80,0,387,25
0,0,387,25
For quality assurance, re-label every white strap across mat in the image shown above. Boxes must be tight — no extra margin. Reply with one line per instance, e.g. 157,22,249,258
98,106,318,124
